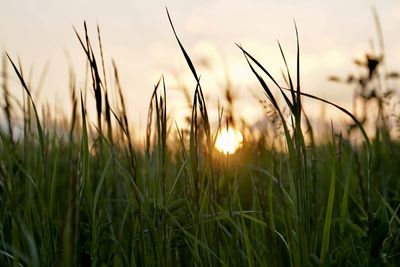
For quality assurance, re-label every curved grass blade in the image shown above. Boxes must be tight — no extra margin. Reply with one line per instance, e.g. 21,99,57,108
166,7,199,82
6,53,48,182
236,44,293,111
281,88,371,150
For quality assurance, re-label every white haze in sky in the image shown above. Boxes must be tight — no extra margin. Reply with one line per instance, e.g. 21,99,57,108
1,0,400,136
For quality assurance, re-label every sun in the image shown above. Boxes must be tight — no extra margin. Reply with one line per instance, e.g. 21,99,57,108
215,128,243,154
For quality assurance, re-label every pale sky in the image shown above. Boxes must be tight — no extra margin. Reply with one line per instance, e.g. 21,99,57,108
1,0,400,134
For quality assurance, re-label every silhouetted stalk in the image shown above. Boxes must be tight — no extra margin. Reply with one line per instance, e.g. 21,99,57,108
1,55,13,142
74,22,104,163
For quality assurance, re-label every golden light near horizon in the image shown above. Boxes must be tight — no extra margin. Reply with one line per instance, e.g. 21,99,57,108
215,128,243,154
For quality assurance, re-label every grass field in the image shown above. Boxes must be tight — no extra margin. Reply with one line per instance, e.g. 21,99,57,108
0,10,400,267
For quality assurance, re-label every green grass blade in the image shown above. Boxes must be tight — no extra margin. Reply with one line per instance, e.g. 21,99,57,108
320,164,336,262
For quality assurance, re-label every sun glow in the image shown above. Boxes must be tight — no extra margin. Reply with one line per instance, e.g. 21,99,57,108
215,128,243,154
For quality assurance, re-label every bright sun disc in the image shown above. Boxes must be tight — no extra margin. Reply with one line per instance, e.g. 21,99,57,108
215,128,243,154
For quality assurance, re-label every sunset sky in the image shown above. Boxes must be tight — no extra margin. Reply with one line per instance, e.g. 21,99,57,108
1,0,400,135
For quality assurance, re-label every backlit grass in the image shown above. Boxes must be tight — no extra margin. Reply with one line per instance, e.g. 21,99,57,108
0,9,399,267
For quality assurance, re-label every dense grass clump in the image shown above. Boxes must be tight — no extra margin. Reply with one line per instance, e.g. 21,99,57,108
0,11,400,267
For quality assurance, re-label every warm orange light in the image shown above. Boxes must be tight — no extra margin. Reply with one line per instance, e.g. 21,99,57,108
215,128,243,154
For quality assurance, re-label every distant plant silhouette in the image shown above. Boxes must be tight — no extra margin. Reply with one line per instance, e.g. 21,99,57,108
328,10,399,136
